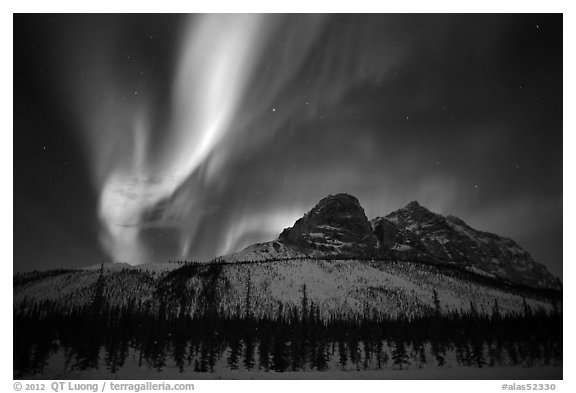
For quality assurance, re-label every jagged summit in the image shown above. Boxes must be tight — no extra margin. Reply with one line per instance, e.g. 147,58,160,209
226,193,560,290
389,199,440,224
278,193,378,256
378,202,561,290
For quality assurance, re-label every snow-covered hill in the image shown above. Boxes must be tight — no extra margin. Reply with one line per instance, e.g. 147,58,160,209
14,258,559,321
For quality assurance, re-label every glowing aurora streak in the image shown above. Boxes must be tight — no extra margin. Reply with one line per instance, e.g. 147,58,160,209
97,15,270,263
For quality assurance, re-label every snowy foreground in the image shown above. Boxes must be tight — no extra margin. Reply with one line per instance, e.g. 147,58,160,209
30,365,562,380
20,347,562,380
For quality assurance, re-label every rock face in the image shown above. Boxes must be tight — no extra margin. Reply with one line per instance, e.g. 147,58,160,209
227,194,560,291
278,193,379,257
372,201,561,290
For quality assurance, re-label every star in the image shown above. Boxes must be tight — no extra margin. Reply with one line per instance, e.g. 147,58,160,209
272,108,276,112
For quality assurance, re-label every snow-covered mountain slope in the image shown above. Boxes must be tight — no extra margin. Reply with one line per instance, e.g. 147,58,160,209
213,259,558,320
14,258,559,322
372,201,561,290
222,240,305,262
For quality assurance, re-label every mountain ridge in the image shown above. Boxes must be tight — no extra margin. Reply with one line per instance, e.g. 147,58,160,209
227,193,560,290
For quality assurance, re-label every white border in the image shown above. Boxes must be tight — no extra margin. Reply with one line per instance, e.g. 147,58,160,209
3,1,573,392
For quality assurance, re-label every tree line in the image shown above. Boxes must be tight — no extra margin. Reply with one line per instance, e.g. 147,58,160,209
14,264,562,377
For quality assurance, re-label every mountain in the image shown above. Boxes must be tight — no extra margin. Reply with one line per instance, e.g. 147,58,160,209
278,193,378,256
14,193,560,318
372,201,561,290
224,193,378,262
227,194,560,290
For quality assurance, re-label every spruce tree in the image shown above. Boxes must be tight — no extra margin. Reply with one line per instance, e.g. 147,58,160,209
392,339,410,370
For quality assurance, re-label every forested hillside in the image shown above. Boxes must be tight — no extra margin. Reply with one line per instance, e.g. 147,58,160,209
14,258,562,378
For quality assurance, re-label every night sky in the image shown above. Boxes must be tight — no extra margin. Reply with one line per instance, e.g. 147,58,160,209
14,14,562,278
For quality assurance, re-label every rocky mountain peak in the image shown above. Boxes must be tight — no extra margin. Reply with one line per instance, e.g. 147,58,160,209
278,193,378,256
228,193,560,291
386,199,440,228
